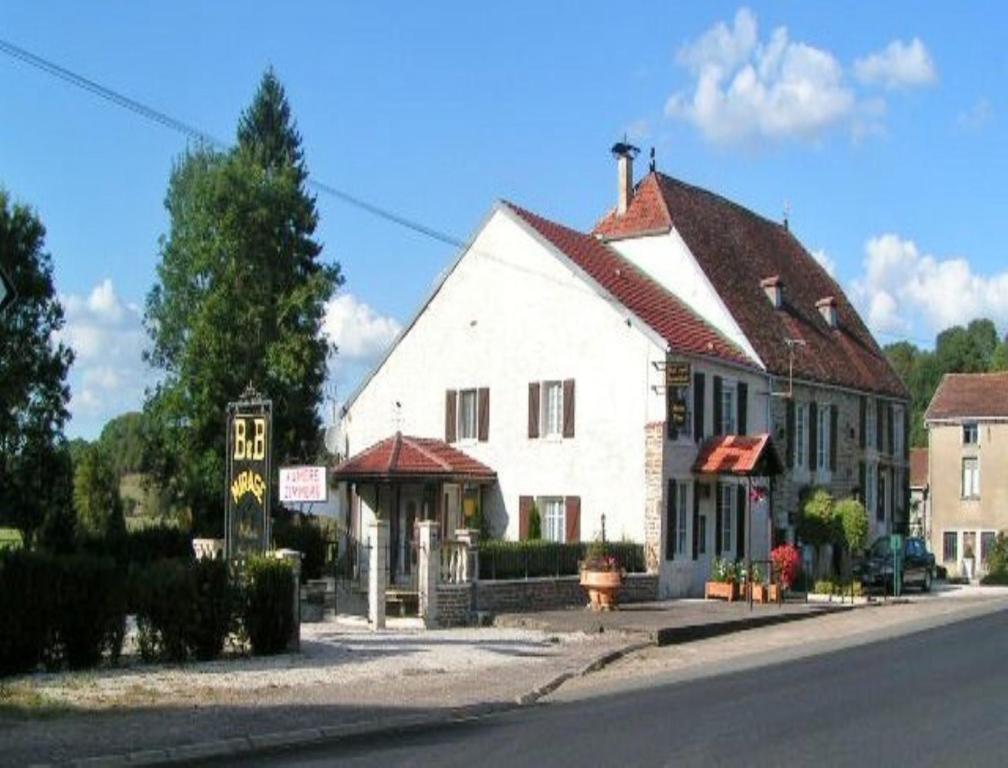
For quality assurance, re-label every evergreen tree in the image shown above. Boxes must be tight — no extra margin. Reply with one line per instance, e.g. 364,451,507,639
143,71,342,534
73,443,125,539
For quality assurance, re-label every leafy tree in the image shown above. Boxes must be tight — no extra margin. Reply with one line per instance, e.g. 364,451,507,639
0,190,75,548
143,70,342,534
835,498,868,553
73,443,125,539
796,487,836,547
98,411,145,476
991,339,1008,372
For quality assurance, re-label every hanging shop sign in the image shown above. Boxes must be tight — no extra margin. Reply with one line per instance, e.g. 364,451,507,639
279,466,328,504
666,359,691,428
225,386,272,560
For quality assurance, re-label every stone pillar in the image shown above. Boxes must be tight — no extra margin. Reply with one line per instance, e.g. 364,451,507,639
273,548,302,652
455,528,480,614
644,422,665,574
368,519,388,630
417,520,439,629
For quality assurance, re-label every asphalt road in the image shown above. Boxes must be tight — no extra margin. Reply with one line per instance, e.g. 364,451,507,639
224,606,1008,767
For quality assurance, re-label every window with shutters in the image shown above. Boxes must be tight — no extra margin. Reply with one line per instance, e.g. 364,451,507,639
540,497,565,542
795,404,806,469
458,389,477,441
866,400,876,449
962,457,980,499
721,382,736,434
719,484,734,553
817,405,830,471
541,381,563,438
676,482,689,555
962,422,979,446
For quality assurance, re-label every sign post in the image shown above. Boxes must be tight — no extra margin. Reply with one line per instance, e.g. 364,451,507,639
0,266,15,315
225,386,273,561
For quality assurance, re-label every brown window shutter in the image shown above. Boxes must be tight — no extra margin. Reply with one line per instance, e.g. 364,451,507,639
692,487,700,560
528,382,540,438
859,396,867,449
735,484,745,561
737,381,748,435
564,496,581,543
562,379,575,438
829,405,838,472
808,401,818,471
519,496,532,540
445,390,457,443
666,479,677,561
693,372,706,442
785,398,795,469
477,387,490,442
712,376,723,435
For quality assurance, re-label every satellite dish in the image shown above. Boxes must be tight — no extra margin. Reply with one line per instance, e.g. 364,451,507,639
324,424,344,457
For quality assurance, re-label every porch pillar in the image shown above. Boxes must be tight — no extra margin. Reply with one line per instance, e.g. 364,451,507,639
368,519,388,630
418,520,439,628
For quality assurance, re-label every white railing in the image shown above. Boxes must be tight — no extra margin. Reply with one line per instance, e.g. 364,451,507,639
440,540,470,584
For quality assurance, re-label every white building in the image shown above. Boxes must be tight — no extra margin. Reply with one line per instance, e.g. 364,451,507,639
335,147,908,598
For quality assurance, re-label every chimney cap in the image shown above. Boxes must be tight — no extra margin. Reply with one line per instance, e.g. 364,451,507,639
611,141,640,159
760,275,783,288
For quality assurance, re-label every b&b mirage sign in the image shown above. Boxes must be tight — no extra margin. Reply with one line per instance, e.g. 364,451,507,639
225,390,272,560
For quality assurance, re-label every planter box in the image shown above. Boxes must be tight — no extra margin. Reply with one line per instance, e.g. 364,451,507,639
704,581,740,602
580,569,623,611
749,583,781,604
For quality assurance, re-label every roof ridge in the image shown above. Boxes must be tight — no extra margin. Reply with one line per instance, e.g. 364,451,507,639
406,435,453,471
653,171,787,232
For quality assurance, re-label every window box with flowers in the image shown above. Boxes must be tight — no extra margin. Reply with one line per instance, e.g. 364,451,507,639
705,558,741,601
580,538,623,611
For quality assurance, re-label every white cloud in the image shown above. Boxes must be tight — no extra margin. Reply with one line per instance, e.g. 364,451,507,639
849,234,1008,339
57,279,154,437
665,9,935,146
322,293,401,362
854,38,936,90
811,248,837,278
957,98,992,131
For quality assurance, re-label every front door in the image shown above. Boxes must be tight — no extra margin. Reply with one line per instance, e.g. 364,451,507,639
691,493,713,595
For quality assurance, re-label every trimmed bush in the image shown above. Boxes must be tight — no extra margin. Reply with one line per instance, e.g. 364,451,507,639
0,550,54,676
243,556,295,656
478,541,645,580
133,558,234,662
126,526,193,567
52,555,125,670
272,517,326,580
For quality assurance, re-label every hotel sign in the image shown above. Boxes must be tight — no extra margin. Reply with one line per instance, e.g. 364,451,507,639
667,360,691,429
225,388,272,560
279,466,328,504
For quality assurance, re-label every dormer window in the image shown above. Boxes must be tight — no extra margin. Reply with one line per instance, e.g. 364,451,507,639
760,275,783,309
816,296,838,328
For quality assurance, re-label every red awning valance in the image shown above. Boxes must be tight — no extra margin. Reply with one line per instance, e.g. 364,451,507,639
692,434,783,477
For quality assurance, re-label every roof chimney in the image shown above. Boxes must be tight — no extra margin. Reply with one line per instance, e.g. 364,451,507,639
816,296,838,328
760,275,783,309
611,141,639,216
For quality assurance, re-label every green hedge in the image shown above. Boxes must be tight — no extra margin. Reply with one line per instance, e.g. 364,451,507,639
0,550,126,676
272,517,326,580
78,525,192,569
133,558,234,662
478,541,645,580
980,570,1008,586
243,557,295,656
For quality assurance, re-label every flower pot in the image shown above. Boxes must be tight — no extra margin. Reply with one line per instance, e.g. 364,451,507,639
704,581,739,602
580,569,623,611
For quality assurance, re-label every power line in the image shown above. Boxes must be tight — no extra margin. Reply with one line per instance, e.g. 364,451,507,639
0,36,465,250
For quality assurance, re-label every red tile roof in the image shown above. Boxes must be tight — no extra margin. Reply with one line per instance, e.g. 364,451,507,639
504,202,753,368
593,173,908,399
909,448,928,489
332,433,496,482
692,434,784,476
924,373,1008,421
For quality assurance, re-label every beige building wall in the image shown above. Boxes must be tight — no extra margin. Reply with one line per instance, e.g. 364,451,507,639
928,420,1008,577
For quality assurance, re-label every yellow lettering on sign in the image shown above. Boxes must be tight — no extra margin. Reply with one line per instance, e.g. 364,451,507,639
253,418,265,460
230,470,266,506
234,419,247,460
233,417,267,461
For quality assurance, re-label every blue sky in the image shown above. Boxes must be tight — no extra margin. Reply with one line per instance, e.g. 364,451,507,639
1,2,1006,438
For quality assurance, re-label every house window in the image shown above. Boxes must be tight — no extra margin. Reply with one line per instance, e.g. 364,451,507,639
676,483,688,556
719,484,733,553
981,532,996,564
540,497,565,543
458,389,477,441
963,422,979,445
817,406,830,471
542,381,563,438
866,463,877,521
698,515,707,555
721,383,736,434
795,404,806,468
962,458,980,498
943,531,958,563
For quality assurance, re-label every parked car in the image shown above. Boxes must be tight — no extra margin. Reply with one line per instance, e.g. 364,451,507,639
854,536,935,594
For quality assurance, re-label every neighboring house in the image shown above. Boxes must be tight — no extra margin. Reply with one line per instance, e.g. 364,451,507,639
924,372,1008,578
335,147,910,597
909,447,929,540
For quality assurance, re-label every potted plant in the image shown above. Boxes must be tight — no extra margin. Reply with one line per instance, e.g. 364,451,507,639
580,537,623,611
705,558,740,601
748,563,780,604
962,545,976,581
771,543,802,596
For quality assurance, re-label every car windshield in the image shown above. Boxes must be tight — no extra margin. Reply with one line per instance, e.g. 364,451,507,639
869,538,892,558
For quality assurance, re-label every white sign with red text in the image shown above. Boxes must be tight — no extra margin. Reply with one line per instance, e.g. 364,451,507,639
279,466,328,503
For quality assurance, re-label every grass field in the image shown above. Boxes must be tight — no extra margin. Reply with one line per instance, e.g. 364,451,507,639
0,527,23,551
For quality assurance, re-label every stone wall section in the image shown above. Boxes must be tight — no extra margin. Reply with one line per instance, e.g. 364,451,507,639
644,422,665,573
